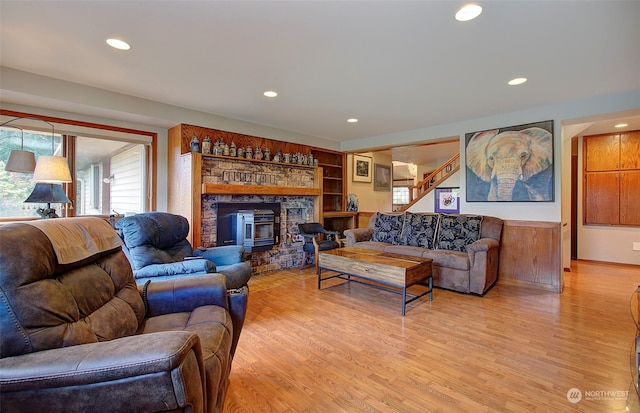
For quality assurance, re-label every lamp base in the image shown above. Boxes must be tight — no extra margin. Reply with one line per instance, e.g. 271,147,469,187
36,204,59,219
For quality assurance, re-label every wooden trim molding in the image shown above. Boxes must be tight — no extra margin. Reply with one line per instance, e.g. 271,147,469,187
202,183,321,196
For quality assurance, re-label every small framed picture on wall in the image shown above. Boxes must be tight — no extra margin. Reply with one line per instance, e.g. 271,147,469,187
353,154,372,183
373,164,391,191
434,187,460,213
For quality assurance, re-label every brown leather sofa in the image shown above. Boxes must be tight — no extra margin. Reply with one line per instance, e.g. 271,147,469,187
344,212,503,295
0,217,248,413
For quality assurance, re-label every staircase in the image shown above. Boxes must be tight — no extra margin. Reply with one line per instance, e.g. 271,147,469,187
400,152,460,212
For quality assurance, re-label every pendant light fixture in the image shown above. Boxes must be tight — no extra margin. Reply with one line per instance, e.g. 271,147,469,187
1,120,37,173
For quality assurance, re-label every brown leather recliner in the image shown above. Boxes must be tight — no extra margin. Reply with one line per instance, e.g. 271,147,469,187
0,217,248,413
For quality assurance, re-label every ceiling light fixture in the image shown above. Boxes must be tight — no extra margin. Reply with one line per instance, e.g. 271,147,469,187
455,4,482,22
614,123,628,128
347,118,358,123
106,38,131,50
508,77,528,86
263,91,278,98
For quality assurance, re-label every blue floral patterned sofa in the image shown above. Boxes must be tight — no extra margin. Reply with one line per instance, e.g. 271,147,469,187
344,212,503,295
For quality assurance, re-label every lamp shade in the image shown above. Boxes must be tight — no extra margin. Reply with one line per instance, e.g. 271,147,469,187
24,183,71,204
5,150,37,173
33,156,72,183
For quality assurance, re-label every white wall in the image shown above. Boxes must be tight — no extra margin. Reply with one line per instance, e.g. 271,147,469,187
110,145,145,214
408,171,461,213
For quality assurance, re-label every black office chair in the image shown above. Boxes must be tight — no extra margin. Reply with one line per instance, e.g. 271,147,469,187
298,222,340,272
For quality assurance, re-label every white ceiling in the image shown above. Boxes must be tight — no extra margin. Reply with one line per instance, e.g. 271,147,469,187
1,0,639,155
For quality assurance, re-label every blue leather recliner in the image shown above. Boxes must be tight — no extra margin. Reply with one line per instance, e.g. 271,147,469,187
116,212,252,290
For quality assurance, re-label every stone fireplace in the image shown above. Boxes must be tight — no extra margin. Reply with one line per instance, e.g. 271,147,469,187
199,156,319,274
202,195,314,274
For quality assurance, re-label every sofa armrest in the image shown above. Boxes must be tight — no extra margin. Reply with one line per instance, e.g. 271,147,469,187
343,228,373,246
467,238,498,255
143,273,229,317
133,259,216,279
467,238,500,294
194,245,245,266
0,331,205,413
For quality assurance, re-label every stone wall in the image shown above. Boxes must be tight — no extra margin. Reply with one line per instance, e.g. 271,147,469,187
201,157,316,188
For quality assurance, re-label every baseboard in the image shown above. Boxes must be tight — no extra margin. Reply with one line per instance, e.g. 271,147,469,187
499,277,560,293
574,258,640,268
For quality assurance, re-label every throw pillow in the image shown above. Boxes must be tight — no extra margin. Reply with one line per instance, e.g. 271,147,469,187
435,214,483,252
371,212,405,245
399,212,440,248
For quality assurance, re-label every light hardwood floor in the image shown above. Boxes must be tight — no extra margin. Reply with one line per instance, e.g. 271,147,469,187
224,261,640,412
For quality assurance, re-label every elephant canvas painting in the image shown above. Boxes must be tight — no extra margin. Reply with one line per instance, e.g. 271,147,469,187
466,120,554,202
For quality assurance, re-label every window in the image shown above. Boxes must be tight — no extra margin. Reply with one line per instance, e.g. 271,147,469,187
0,128,63,217
89,164,101,209
0,111,156,220
75,136,148,216
392,186,410,205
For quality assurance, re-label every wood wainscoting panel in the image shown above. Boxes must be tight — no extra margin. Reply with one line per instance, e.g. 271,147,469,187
498,220,562,293
357,211,375,228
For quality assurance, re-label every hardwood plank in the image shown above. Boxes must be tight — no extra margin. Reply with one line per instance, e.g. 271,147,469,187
224,260,639,412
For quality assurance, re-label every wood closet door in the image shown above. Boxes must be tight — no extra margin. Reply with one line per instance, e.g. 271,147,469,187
585,134,619,171
620,170,640,225
584,172,619,225
620,131,640,170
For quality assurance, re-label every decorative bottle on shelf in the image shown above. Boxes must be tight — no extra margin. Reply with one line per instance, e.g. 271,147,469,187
190,135,200,153
237,146,244,158
223,142,230,156
202,136,212,154
245,146,253,159
229,141,237,157
254,146,263,160
264,147,271,161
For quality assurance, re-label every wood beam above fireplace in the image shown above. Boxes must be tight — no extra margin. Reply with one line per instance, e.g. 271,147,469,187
202,183,321,196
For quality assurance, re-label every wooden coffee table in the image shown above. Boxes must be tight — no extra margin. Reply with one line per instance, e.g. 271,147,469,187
317,247,433,315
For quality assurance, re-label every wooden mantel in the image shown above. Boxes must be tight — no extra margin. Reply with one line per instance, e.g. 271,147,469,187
202,183,321,196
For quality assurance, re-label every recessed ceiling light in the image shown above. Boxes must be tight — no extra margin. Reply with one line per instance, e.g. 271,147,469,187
614,123,628,128
455,4,482,22
106,38,131,50
508,77,527,86
263,91,278,98
347,118,358,123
